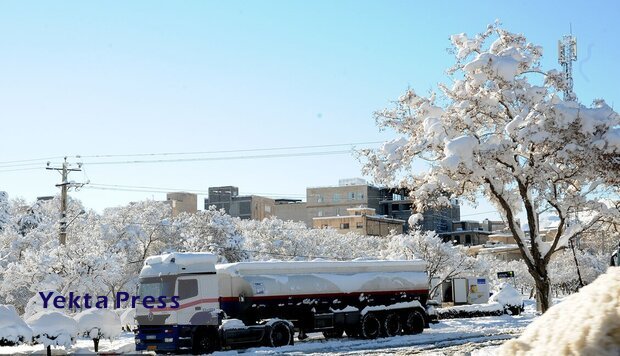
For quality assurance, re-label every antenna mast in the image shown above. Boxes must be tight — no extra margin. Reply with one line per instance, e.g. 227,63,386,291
558,29,577,101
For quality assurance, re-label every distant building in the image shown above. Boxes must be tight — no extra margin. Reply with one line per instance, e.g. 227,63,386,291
204,186,275,220
438,220,493,246
473,244,522,261
307,179,461,234
306,179,382,220
313,207,405,236
166,192,197,217
377,187,460,233
273,199,309,225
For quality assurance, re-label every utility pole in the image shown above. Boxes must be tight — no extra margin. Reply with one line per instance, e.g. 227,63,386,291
558,28,577,101
46,157,86,245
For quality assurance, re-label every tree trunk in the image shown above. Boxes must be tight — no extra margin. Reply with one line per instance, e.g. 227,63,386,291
46,345,51,356
534,274,552,312
93,338,99,352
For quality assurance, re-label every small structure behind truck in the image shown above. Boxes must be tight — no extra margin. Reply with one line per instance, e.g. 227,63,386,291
134,252,434,354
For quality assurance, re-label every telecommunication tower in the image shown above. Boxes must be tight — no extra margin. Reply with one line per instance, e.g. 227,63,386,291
558,32,577,101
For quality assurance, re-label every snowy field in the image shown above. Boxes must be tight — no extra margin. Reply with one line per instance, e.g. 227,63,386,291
0,301,539,355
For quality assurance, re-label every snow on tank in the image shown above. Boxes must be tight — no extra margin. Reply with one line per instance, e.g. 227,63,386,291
216,259,428,299
140,252,217,278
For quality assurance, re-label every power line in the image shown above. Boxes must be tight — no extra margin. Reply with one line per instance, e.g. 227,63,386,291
86,183,306,197
0,167,45,173
79,141,383,159
0,142,381,168
0,155,66,165
82,150,354,166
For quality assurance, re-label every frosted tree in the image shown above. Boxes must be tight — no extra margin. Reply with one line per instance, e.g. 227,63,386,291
175,206,247,263
239,217,385,261
99,200,175,304
362,24,620,312
382,229,477,297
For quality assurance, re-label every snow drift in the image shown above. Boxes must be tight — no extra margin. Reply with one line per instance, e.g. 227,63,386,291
0,305,33,346
499,267,620,355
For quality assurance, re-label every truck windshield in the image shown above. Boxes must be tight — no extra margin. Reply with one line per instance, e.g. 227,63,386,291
138,276,176,302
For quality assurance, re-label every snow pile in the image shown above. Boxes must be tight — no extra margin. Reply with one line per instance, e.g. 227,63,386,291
0,305,33,346
499,267,620,355
26,311,78,349
361,301,422,315
490,283,523,314
437,302,504,319
120,308,136,331
75,309,121,339
220,319,247,330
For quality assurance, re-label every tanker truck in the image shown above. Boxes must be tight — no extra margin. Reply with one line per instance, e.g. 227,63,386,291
134,252,434,354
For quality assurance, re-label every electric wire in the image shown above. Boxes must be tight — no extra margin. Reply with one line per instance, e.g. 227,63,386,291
79,141,383,159
81,150,354,165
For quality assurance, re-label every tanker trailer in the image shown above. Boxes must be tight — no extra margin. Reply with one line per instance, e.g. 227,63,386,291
134,252,432,354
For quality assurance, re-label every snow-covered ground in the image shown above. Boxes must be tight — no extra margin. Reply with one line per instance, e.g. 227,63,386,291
0,301,539,355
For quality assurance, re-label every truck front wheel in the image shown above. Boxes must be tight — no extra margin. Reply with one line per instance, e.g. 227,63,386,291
266,321,293,347
193,328,218,355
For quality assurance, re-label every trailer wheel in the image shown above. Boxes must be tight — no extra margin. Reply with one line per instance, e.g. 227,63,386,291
360,313,381,339
266,321,293,347
403,310,425,335
192,328,217,355
322,327,344,339
382,313,401,337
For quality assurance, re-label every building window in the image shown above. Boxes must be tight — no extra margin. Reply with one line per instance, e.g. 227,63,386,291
333,193,341,202
340,223,350,229
264,205,271,213
465,235,472,245
317,195,324,203
317,210,323,217
356,222,364,229
348,192,355,200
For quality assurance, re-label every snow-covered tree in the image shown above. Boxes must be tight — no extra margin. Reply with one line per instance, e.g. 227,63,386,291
75,308,121,352
98,200,177,303
382,229,478,297
175,206,247,263
27,311,77,356
549,248,607,295
239,217,385,261
362,23,620,312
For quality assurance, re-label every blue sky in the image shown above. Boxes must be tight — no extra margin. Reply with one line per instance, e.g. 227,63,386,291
1,1,618,219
